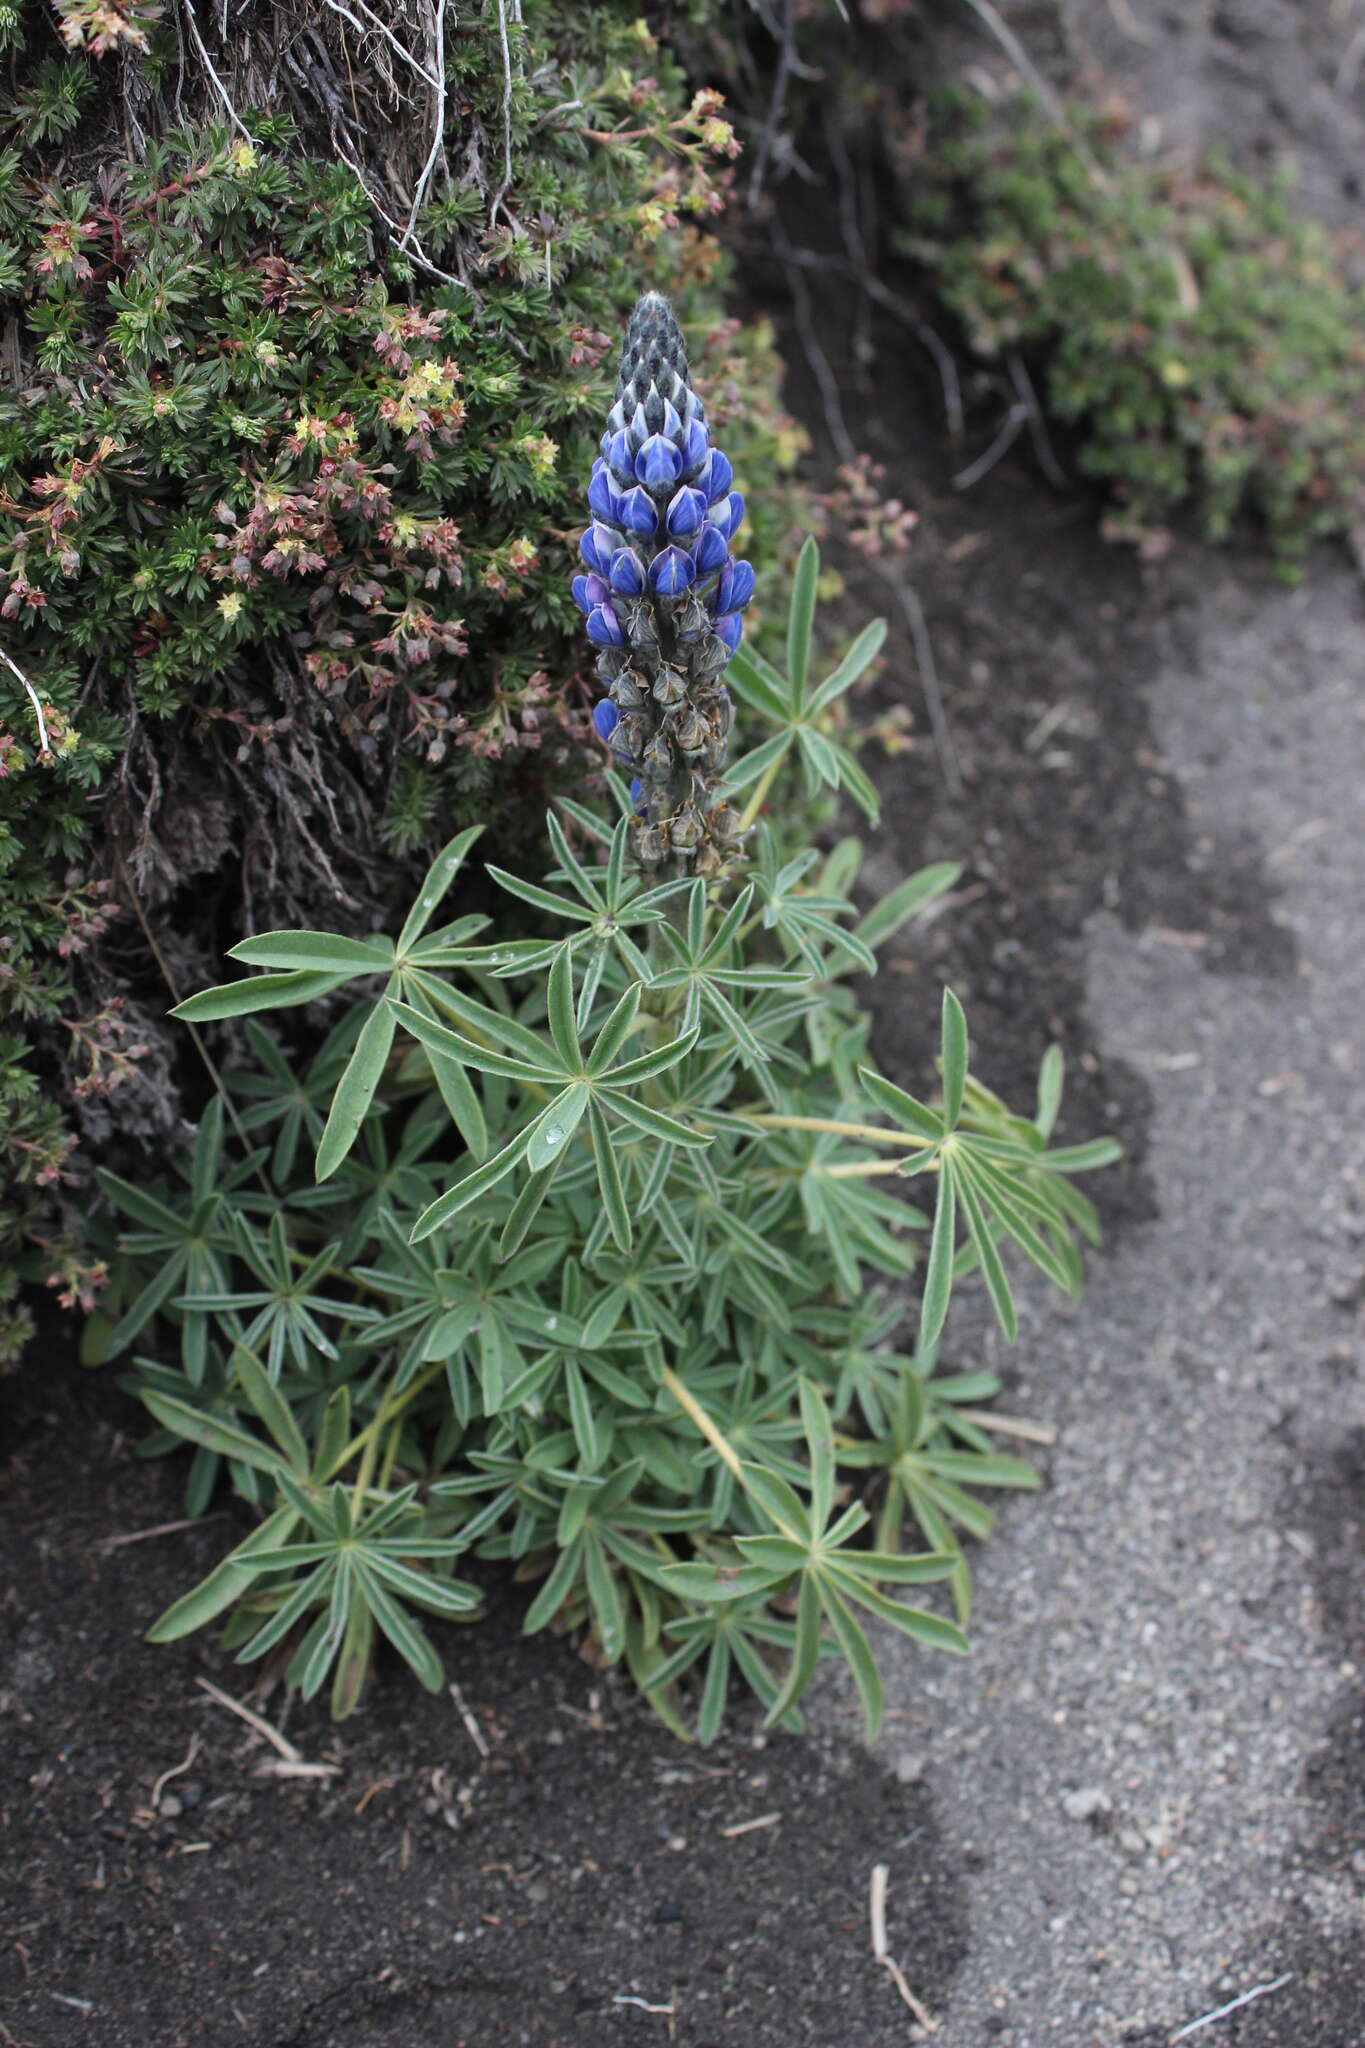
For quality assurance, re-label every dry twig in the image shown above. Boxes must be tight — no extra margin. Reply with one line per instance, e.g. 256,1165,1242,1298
869,1863,938,2031
1169,1974,1293,2043
195,1675,302,1762
450,1681,491,1759
150,1734,202,1809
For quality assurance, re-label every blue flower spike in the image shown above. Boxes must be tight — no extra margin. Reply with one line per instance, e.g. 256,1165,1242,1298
573,292,751,877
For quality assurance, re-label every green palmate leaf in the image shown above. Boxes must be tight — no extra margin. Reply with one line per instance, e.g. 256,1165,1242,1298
141,1390,290,1478
171,968,352,1022
940,989,968,1130
786,535,820,708
396,826,483,956
231,1345,310,1472
798,723,842,791
410,1128,530,1241
798,1378,836,1531
1035,1043,1064,1138
726,644,792,725
315,994,397,1182
951,1162,1017,1341
229,931,394,973
824,1587,885,1738
1039,1139,1125,1173
588,1099,631,1252
919,1165,957,1353
545,950,581,1070
838,1577,969,1654
856,862,962,950
723,727,794,794
825,738,880,824
146,1506,298,1644
525,1084,588,1172
356,1565,445,1691
859,1067,944,1143
807,617,888,714
765,1570,823,1727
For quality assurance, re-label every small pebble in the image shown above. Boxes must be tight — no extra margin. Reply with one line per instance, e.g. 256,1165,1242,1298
158,1794,183,1819
896,1753,927,1786
1062,1788,1112,1824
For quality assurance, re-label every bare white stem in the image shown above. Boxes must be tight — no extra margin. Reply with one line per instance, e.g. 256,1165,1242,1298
401,0,449,247
179,0,251,139
1,644,51,754
320,0,440,89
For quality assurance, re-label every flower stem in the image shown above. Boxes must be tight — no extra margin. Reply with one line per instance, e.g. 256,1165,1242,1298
736,746,790,835
735,1111,915,1147
331,1359,447,1490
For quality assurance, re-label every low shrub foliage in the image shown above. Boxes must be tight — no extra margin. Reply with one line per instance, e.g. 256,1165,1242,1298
0,0,806,1354
904,90,1365,573
102,302,1119,1737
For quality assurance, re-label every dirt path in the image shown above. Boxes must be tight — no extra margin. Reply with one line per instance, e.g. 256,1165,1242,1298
839,555,1365,2048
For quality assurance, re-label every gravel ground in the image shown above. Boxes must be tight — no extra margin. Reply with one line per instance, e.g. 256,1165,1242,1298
839,563,1365,2046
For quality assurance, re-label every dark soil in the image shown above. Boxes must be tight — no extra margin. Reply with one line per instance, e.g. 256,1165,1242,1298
0,1350,967,2048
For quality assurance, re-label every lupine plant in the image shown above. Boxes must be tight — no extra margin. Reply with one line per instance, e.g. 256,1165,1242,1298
105,297,1119,1738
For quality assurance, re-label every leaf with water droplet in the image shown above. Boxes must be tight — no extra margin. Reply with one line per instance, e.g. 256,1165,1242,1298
526,1085,588,1171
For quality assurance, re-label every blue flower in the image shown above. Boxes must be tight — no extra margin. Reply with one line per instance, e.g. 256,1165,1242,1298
635,434,684,493
706,491,745,541
716,559,755,612
587,464,618,523
593,698,620,739
616,487,659,537
608,548,645,596
693,523,729,577
715,612,743,653
649,545,696,597
586,603,625,647
682,418,710,472
605,428,636,484
700,449,733,503
580,523,615,576
665,486,707,540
